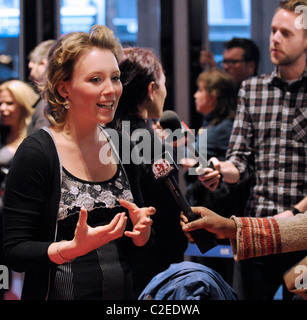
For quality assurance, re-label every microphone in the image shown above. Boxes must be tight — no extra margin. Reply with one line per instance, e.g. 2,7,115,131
147,150,216,254
159,110,208,168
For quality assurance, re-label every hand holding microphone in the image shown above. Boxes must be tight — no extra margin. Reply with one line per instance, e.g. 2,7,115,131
148,151,216,253
160,110,208,169
159,110,223,185
197,157,223,191
150,110,218,253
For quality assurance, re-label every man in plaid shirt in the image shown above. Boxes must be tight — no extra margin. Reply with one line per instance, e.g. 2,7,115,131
199,0,307,299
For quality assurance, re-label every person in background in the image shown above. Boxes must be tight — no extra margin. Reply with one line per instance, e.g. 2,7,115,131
180,68,236,284
219,38,260,90
197,38,260,215
182,69,236,215
0,80,38,198
198,0,307,300
3,26,155,300
27,39,55,135
199,38,260,90
0,79,38,300
109,47,188,297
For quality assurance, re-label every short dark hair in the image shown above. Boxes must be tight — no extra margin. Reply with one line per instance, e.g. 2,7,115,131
224,38,260,75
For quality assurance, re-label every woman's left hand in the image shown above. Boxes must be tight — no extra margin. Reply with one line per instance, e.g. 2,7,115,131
119,199,155,246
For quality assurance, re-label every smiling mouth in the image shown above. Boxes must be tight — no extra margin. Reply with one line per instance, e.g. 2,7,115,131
96,103,115,110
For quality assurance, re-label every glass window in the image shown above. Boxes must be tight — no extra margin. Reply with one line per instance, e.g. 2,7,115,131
60,0,138,46
208,0,251,62
0,0,20,83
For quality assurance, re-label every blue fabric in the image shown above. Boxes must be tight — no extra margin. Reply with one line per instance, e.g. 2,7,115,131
138,261,238,300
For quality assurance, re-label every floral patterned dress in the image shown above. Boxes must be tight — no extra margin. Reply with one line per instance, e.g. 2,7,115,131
48,165,135,300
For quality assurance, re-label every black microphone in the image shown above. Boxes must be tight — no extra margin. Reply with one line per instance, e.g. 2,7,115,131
159,110,208,168
147,150,216,254
159,110,223,181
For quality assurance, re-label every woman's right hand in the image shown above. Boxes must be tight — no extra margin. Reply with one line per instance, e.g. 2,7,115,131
48,207,128,264
72,207,128,255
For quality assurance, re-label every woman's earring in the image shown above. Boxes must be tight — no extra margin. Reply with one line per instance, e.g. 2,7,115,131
64,96,70,110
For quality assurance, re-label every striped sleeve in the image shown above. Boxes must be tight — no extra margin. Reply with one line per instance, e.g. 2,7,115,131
230,216,282,261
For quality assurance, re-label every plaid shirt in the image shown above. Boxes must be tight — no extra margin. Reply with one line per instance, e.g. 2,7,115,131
227,67,307,217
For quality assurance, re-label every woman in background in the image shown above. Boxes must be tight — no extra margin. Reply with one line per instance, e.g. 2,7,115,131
0,80,38,185
0,79,38,299
182,69,237,215
181,69,237,285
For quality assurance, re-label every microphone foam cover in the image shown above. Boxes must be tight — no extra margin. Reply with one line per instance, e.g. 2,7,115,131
160,110,182,131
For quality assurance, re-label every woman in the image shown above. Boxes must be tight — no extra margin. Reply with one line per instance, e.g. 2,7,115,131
0,80,38,187
0,80,38,300
3,26,155,300
109,47,188,297
192,69,236,160
183,69,238,216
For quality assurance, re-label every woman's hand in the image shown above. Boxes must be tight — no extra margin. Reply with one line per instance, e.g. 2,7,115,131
49,200,156,264
48,207,128,264
72,207,129,254
120,199,155,247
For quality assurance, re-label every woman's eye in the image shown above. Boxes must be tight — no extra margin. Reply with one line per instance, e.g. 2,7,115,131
90,77,101,83
112,75,121,82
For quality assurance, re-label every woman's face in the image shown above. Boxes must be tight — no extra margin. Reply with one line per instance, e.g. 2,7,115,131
61,48,123,126
0,89,24,127
194,81,216,115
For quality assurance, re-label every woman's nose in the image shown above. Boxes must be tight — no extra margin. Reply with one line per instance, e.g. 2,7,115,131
104,79,116,95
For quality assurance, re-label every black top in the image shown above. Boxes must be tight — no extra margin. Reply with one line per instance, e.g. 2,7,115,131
115,118,188,296
3,128,150,300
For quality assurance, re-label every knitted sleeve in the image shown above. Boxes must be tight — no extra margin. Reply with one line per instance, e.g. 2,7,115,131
230,213,307,261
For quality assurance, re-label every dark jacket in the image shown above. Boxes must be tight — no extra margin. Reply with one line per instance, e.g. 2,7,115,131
115,118,188,296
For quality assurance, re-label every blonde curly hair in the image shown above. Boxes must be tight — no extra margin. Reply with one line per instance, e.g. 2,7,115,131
42,25,123,128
